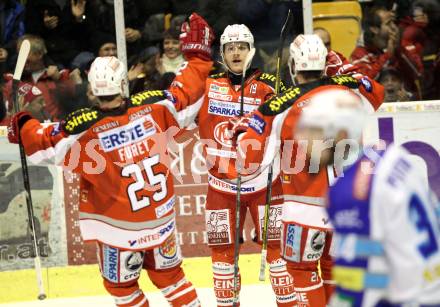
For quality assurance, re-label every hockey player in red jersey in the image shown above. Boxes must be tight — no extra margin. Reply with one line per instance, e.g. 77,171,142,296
7,13,214,307
195,24,297,307
232,34,384,307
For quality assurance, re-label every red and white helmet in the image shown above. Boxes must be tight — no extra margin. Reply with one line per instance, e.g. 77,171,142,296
298,88,366,141
289,34,328,73
88,56,125,96
220,24,255,72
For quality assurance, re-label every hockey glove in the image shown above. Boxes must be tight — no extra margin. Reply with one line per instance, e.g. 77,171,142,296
180,13,215,61
8,111,33,144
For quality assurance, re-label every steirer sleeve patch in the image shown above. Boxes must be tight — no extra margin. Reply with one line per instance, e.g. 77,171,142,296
328,75,359,89
258,86,303,116
129,90,169,106
257,72,287,92
62,108,103,134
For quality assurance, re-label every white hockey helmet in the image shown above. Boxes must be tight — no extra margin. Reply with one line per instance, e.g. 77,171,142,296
289,34,328,73
298,88,366,141
220,24,255,72
88,56,125,96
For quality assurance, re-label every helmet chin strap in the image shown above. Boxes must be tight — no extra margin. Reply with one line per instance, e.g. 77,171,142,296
288,57,297,86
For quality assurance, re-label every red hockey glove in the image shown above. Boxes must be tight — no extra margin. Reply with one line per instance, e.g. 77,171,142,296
8,111,33,144
180,13,215,61
227,115,250,146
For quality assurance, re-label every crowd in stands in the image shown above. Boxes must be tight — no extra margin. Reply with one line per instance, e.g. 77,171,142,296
0,0,439,125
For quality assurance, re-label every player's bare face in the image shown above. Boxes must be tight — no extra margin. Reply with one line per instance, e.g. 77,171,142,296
224,42,250,74
382,74,401,101
23,51,45,72
163,38,181,59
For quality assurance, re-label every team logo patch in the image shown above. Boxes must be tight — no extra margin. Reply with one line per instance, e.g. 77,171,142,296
249,114,266,135
154,234,182,269
126,252,143,271
302,229,326,261
360,77,372,92
18,83,32,96
120,251,144,282
159,235,177,259
258,205,282,241
213,121,233,148
102,245,119,282
206,209,232,245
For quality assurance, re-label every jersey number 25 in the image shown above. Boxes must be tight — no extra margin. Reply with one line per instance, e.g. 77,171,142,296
121,155,167,211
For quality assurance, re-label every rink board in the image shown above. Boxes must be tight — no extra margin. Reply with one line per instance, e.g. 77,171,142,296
0,100,439,303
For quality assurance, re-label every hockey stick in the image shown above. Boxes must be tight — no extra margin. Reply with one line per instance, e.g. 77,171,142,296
232,48,256,307
400,53,423,100
259,9,292,282
12,39,47,300
114,0,129,97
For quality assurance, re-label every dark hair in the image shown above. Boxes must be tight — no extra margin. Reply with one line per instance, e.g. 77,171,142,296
297,70,323,81
378,68,402,82
413,0,440,26
163,29,180,41
362,6,384,47
98,94,120,102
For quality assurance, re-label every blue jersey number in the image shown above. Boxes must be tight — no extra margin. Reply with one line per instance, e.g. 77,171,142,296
409,194,439,258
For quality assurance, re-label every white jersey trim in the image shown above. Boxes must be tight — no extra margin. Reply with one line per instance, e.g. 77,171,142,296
282,200,331,230
28,131,85,165
78,210,175,231
79,215,175,250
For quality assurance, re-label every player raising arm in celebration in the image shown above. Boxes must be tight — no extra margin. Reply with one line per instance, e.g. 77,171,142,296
294,88,440,307
7,13,214,307
197,24,297,307
232,34,384,307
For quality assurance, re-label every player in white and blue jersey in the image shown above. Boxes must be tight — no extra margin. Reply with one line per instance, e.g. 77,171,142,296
293,87,440,307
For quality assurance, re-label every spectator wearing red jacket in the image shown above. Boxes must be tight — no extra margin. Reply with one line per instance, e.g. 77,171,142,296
2,35,75,123
350,6,400,79
400,0,440,99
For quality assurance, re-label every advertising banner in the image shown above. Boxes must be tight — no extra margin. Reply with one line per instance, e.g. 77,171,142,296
0,130,67,270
